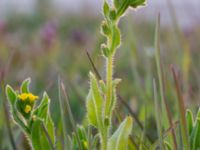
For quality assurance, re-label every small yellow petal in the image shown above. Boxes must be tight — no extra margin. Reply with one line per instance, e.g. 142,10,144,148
24,105,31,113
18,93,28,101
28,93,38,102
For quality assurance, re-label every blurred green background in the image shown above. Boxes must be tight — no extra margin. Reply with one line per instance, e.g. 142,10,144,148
0,0,200,149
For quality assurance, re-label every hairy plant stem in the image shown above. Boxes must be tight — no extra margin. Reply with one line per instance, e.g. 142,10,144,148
101,129,108,150
101,55,114,150
105,55,113,117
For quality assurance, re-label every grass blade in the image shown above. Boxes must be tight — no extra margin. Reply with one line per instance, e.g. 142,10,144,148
153,79,165,150
58,77,68,149
171,65,190,150
0,52,18,150
60,81,83,150
154,14,177,149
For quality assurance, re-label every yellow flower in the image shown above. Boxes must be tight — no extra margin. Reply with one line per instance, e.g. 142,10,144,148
18,93,28,101
18,93,38,102
28,93,39,102
24,105,31,113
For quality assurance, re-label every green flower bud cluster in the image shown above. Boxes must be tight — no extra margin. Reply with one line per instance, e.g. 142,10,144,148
101,0,146,58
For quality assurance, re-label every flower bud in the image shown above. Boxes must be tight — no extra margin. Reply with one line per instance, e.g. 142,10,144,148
109,9,117,21
104,117,110,127
101,44,110,57
101,21,111,35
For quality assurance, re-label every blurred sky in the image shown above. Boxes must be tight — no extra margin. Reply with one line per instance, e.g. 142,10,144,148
0,0,199,28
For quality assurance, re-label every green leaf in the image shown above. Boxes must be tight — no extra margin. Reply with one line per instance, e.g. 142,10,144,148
111,26,121,54
86,90,98,127
114,0,123,9
77,125,87,141
108,78,121,117
164,141,172,150
186,109,194,135
190,118,200,149
109,9,117,21
129,0,146,8
87,72,103,129
115,0,129,17
114,0,128,10
34,92,49,120
101,21,111,36
21,78,31,93
99,80,106,93
6,85,17,107
107,116,133,150
103,1,110,17
33,92,55,145
196,107,200,119
46,115,55,146
31,119,54,150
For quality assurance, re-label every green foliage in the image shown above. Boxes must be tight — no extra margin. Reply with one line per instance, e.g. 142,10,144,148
21,78,31,93
107,117,133,150
4,0,200,149
67,125,98,150
114,0,146,17
86,72,104,130
6,78,55,150
188,108,200,150
159,108,200,150
6,85,17,107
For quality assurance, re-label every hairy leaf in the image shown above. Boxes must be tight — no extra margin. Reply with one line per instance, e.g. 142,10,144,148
86,90,98,127
103,1,110,18
86,72,104,130
111,26,121,54
129,0,146,8
31,119,54,150
33,92,55,146
21,78,31,93
6,85,17,107
107,116,133,150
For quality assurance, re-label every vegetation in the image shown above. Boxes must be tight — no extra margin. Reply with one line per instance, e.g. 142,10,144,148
0,0,199,149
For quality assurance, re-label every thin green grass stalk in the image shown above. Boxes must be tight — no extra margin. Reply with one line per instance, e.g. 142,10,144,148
60,81,83,150
87,126,92,150
139,105,147,150
153,79,165,150
165,0,191,89
171,65,190,150
85,50,101,80
150,120,179,149
154,14,178,149
58,77,68,149
0,50,17,150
